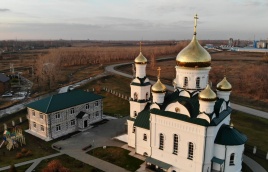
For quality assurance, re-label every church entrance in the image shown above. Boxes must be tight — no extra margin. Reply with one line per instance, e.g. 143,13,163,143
84,120,88,128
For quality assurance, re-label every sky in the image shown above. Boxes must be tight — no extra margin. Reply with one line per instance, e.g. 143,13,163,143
0,0,267,40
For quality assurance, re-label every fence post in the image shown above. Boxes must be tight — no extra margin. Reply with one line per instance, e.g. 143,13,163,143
266,152,268,160
253,146,257,154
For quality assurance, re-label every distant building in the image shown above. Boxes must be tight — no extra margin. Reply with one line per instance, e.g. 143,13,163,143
127,15,247,172
0,73,10,94
26,90,103,141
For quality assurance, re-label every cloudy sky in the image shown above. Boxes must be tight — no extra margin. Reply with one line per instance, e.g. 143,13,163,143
0,0,267,40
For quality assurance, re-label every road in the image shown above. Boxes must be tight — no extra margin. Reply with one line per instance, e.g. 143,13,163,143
105,62,268,119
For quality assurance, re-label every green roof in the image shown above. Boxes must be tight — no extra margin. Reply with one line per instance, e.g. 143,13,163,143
27,90,103,113
210,107,231,126
134,110,150,129
150,108,209,126
211,157,224,164
214,124,247,145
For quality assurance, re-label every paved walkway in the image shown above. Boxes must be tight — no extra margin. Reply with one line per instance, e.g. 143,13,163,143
243,155,267,172
0,152,63,171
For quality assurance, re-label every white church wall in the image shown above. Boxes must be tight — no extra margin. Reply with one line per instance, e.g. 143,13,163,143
150,113,206,172
136,127,151,156
130,85,151,100
127,120,135,148
129,101,147,118
175,66,211,91
152,92,165,104
135,64,147,78
199,100,215,114
165,102,190,117
217,90,231,103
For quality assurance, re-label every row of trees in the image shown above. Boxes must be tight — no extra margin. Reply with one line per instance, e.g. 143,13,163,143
34,42,188,90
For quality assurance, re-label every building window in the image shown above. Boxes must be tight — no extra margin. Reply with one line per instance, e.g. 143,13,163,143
71,119,75,126
188,142,194,160
143,134,147,141
134,92,138,100
183,77,188,87
132,127,136,133
173,134,178,155
33,122,36,128
134,111,137,117
70,108,74,114
56,124,61,131
96,111,99,117
159,133,164,150
41,125,44,131
86,104,89,109
95,101,99,107
55,113,60,119
40,113,43,119
196,77,200,88
146,92,149,100
230,153,235,165
32,110,35,116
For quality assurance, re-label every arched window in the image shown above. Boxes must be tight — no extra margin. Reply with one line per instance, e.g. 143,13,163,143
146,92,149,100
134,111,137,117
159,133,164,150
183,77,188,87
143,134,147,141
230,153,235,165
196,77,200,88
134,92,138,100
173,134,178,155
132,127,136,133
175,107,180,113
188,142,194,160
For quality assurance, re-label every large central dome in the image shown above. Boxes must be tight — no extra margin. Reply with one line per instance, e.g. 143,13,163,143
176,15,211,68
176,36,211,67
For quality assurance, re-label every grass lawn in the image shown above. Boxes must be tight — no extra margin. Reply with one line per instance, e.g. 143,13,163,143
34,154,103,172
78,75,131,117
87,146,144,172
242,162,253,172
231,110,268,151
2,163,33,172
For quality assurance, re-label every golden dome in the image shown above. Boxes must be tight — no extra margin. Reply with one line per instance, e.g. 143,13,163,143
199,84,217,101
152,79,167,93
176,35,211,67
152,67,166,93
134,52,147,64
217,77,232,91
176,14,211,67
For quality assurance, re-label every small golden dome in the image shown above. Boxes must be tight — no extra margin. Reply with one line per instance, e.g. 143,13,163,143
199,84,217,101
217,77,232,91
176,36,211,67
134,52,147,64
152,79,167,93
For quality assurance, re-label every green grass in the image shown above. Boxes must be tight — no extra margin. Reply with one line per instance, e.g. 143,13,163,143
242,162,253,172
88,146,144,172
34,154,103,172
231,110,268,151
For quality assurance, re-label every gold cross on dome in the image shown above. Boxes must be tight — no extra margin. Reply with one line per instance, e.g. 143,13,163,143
194,14,199,35
157,67,161,79
140,41,142,52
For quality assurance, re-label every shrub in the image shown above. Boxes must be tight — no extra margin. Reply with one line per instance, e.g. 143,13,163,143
25,150,33,157
15,153,23,159
21,148,28,154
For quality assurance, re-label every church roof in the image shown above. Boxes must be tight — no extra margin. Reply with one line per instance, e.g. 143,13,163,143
27,90,103,113
134,110,150,129
214,124,247,145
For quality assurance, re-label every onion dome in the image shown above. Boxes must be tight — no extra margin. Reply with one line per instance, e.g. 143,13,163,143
134,52,147,64
152,67,166,93
199,84,217,101
216,76,232,91
134,42,147,64
176,14,211,68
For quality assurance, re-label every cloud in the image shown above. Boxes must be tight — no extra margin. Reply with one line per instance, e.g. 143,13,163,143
0,8,10,12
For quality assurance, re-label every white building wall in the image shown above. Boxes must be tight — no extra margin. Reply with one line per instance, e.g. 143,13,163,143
135,64,147,78
130,85,151,100
217,90,231,105
127,120,135,148
175,66,211,91
150,114,206,172
28,108,48,139
152,92,165,104
165,102,191,117
129,101,148,118
199,100,216,114
136,127,151,156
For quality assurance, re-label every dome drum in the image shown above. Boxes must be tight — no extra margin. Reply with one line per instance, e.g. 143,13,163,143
176,61,211,68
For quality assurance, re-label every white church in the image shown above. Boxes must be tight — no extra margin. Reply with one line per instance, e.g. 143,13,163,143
127,15,247,172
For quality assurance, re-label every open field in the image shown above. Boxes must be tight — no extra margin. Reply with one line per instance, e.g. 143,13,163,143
34,154,103,172
87,146,144,172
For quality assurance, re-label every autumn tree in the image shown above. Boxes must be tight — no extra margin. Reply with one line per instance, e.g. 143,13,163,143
42,159,70,172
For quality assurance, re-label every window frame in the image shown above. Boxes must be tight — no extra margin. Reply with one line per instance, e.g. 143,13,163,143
159,133,164,150
55,112,60,119
143,134,147,141
70,108,74,114
71,119,75,126
32,110,35,116
56,124,61,132
230,153,235,166
85,104,89,110
196,77,200,88
183,77,188,87
173,134,178,155
41,125,44,131
40,113,43,119
33,122,36,128
188,142,194,160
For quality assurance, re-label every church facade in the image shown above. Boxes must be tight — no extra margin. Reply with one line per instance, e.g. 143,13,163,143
127,15,247,172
